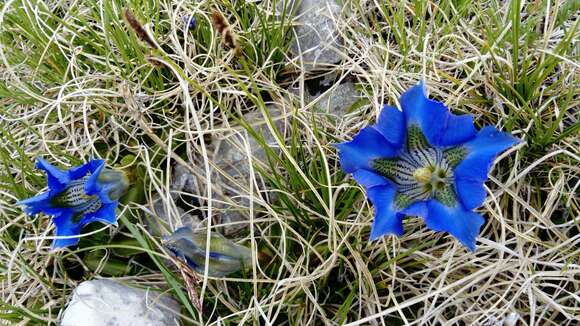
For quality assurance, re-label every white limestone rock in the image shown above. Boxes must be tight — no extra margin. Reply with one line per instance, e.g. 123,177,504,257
60,279,180,326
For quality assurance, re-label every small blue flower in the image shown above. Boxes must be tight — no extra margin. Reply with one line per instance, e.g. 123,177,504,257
183,15,196,29
164,226,252,277
18,158,129,249
336,81,520,251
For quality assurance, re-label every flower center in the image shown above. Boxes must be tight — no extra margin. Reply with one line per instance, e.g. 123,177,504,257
372,125,467,209
413,166,450,191
413,167,432,184
51,175,102,216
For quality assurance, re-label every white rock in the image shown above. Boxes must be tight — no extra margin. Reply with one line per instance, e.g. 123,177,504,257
61,279,180,326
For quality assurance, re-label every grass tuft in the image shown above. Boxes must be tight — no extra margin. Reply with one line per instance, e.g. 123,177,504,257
0,0,578,325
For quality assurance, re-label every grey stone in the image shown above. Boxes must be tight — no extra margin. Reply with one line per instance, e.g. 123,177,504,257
60,279,180,326
145,165,203,237
289,80,360,117
283,0,343,71
172,164,200,195
146,196,201,237
214,105,286,167
147,107,287,237
311,82,359,117
210,105,287,235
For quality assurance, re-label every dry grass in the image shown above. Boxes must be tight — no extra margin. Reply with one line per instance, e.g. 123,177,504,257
0,0,578,325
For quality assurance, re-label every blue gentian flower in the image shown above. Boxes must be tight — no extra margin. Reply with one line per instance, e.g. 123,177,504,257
336,81,520,251
164,226,252,277
183,15,196,29
18,158,129,249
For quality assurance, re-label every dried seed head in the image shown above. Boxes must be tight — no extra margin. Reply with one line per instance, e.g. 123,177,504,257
211,9,241,55
124,8,158,49
211,9,228,34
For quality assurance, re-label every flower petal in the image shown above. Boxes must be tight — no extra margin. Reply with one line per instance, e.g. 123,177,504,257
336,126,398,173
425,200,484,251
400,200,427,217
400,81,477,147
84,161,112,203
82,202,119,226
438,114,477,147
68,159,105,179
367,185,404,239
400,81,448,146
36,158,69,192
50,209,82,249
454,177,487,210
454,126,520,181
352,169,391,189
375,105,406,148
18,192,51,215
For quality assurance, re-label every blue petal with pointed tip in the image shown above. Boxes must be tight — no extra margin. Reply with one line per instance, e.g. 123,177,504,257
68,159,104,179
81,202,119,226
17,192,51,215
438,114,477,147
367,185,404,239
452,126,518,211
85,161,106,197
336,126,398,173
50,209,83,249
36,158,70,193
455,126,520,181
424,200,484,251
454,178,487,210
400,81,448,146
400,81,476,147
375,105,406,148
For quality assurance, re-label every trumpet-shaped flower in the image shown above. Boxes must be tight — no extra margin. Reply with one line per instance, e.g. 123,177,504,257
336,81,519,251
164,226,252,277
18,158,129,249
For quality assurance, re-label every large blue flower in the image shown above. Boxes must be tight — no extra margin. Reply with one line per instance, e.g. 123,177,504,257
18,158,129,249
336,81,520,251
